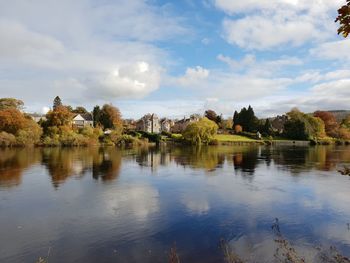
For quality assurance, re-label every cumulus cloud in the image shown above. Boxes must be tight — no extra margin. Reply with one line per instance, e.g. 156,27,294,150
178,66,210,87
222,13,322,50
87,62,161,99
215,0,342,15
310,39,350,61
217,0,339,50
0,0,187,108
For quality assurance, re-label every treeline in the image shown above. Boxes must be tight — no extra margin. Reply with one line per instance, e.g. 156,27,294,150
0,97,145,147
183,106,350,145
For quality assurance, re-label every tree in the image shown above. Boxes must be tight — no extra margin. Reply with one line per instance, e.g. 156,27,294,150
232,106,258,132
263,118,273,136
341,115,350,129
53,96,62,110
0,98,24,110
0,108,27,134
336,0,350,38
93,106,102,127
205,110,218,123
234,124,243,134
314,111,339,137
100,104,122,131
284,108,326,140
232,111,239,128
72,106,88,114
45,106,73,128
183,117,218,144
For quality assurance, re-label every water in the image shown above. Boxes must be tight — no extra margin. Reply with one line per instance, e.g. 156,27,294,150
0,145,350,263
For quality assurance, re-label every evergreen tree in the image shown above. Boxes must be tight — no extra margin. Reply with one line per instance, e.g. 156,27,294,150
233,111,239,129
53,96,62,110
263,118,273,135
93,105,101,127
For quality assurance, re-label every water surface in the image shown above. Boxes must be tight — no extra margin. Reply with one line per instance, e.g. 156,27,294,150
1,145,350,262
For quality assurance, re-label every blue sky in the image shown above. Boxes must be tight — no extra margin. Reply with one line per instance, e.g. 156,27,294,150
0,0,349,118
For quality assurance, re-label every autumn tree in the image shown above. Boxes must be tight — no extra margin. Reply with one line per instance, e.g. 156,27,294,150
341,115,350,129
183,117,218,144
234,124,243,134
284,108,326,140
45,106,73,128
53,96,62,110
72,106,88,114
0,98,24,110
100,104,123,131
0,108,27,134
0,107,42,145
336,0,350,37
314,111,339,137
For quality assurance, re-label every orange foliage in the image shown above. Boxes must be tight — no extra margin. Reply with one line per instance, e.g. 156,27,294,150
339,128,350,140
314,111,339,137
46,106,73,127
234,124,243,133
0,108,26,134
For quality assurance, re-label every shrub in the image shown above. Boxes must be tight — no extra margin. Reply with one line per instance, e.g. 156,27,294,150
234,125,243,134
339,127,350,140
0,132,16,147
183,117,218,145
42,136,60,147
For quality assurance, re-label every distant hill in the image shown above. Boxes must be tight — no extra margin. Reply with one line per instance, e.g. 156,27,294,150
326,110,350,122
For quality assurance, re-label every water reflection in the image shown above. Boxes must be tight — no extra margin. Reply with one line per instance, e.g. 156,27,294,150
1,145,350,189
0,145,350,262
0,148,41,188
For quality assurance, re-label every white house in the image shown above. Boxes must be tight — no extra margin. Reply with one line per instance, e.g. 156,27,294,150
136,114,161,133
72,113,93,128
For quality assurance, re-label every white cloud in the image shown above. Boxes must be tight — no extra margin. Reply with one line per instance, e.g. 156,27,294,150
217,54,256,70
310,39,350,61
222,14,319,50
0,0,188,106
214,0,342,15
178,66,210,87
218,0,339,50
87,62,161,99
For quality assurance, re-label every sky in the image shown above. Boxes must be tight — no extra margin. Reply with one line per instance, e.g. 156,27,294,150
0,0,349,119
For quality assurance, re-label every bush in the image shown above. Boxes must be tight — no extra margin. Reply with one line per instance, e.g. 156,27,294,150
183,117,218,145
234,125,243,134
339,127,350,140
0,132,16,147
42,136,60,147
141,132,161,143
60,131,89,146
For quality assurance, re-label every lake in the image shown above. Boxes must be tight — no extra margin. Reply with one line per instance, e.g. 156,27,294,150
0,145,350,263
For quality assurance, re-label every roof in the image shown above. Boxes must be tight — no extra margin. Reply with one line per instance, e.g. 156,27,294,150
73,113,93,121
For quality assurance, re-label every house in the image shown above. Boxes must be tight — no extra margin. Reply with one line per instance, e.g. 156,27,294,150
270,115,288,134
160,118,174,133
136,114,161,133
123,119,137,131
171,115,200,133
72,113,94,128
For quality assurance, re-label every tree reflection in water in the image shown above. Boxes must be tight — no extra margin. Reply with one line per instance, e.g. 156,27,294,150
1,145,350,189
0,148,41,188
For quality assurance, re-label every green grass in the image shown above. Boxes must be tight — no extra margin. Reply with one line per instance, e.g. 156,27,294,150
215,134,257,142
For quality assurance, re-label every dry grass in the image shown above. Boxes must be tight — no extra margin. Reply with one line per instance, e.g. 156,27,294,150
168,244,180,263
338,166,350,176
220,239,245,263
272,218,306,263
